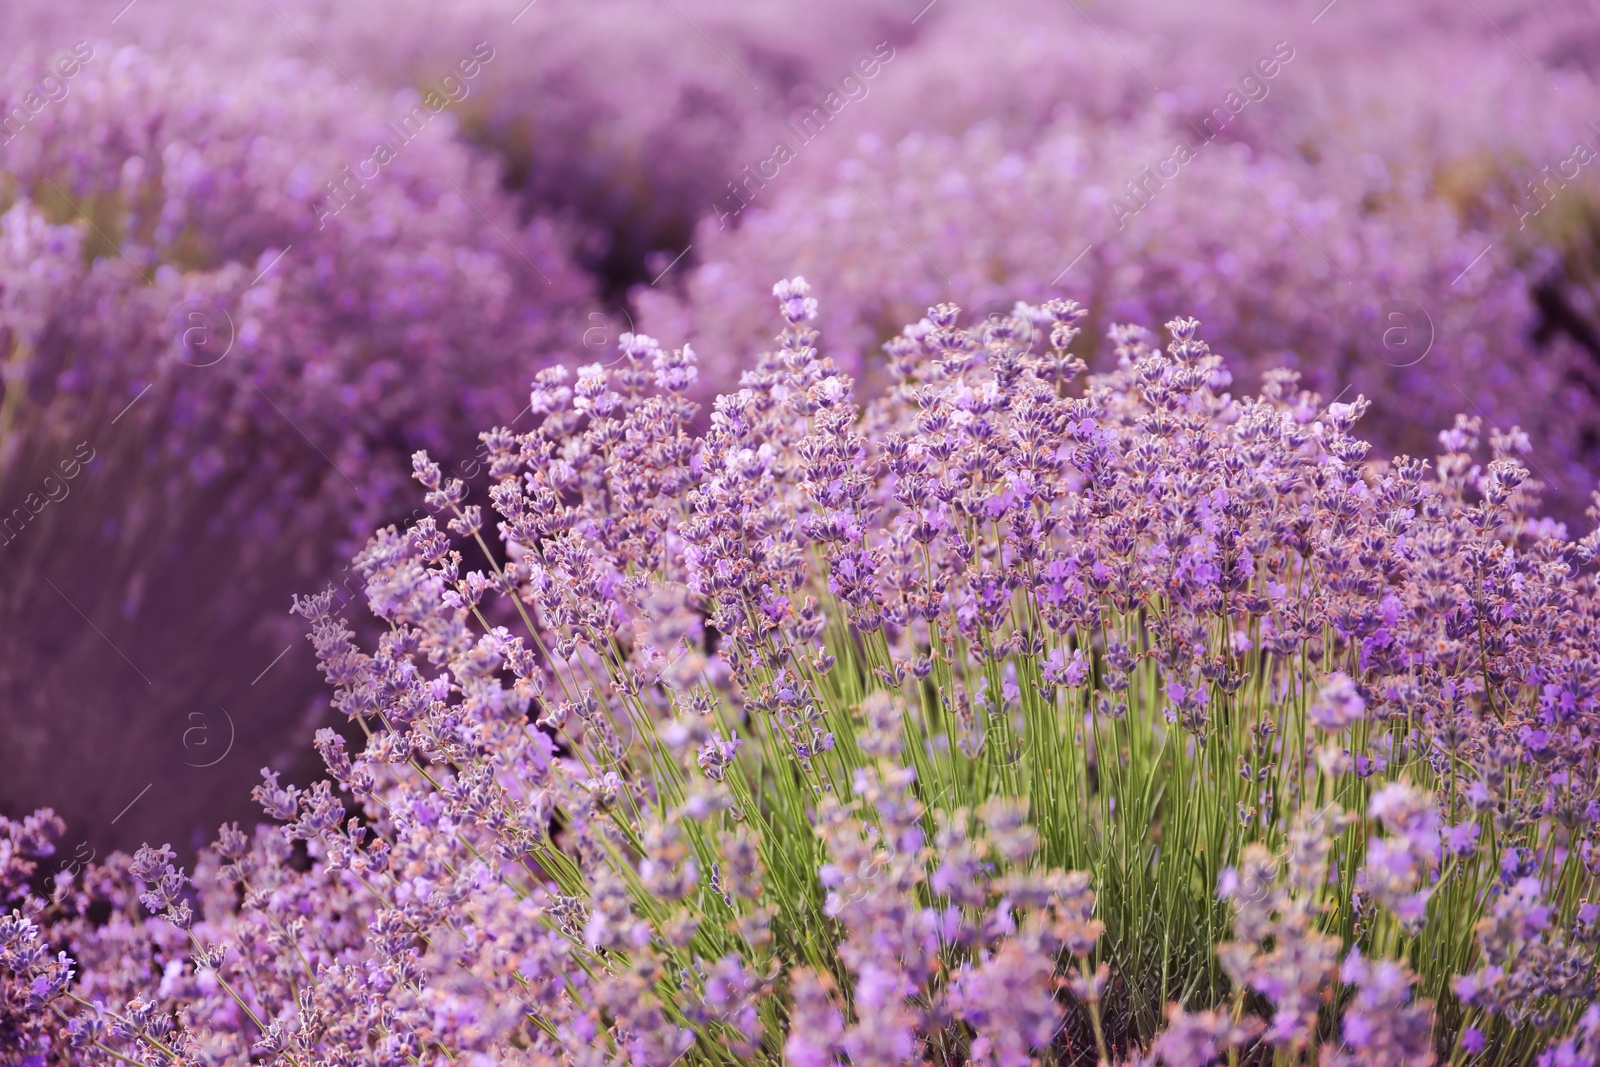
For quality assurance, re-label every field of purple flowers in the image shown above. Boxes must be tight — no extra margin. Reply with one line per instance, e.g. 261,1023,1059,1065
3,0,1600,1063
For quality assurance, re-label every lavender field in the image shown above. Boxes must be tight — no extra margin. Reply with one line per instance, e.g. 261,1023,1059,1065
3,0,1600,1063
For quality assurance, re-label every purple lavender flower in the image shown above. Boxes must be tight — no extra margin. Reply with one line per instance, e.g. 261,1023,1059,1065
1310,672,1367,732
9,277,1600,1065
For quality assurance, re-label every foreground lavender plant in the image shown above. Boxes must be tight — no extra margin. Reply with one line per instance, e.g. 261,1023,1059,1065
5,280,1600,1064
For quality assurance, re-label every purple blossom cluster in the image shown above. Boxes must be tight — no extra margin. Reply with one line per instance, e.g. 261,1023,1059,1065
4,280,1599,1063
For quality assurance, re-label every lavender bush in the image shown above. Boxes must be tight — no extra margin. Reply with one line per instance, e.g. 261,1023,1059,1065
4,280,1597,1064
0,40,592,849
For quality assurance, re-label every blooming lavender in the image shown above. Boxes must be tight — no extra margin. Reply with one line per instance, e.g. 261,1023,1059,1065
0,0,1596,1056
4,280,1600,1065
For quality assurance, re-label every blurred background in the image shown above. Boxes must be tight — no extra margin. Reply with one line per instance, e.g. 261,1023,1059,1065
2,0,1598,860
